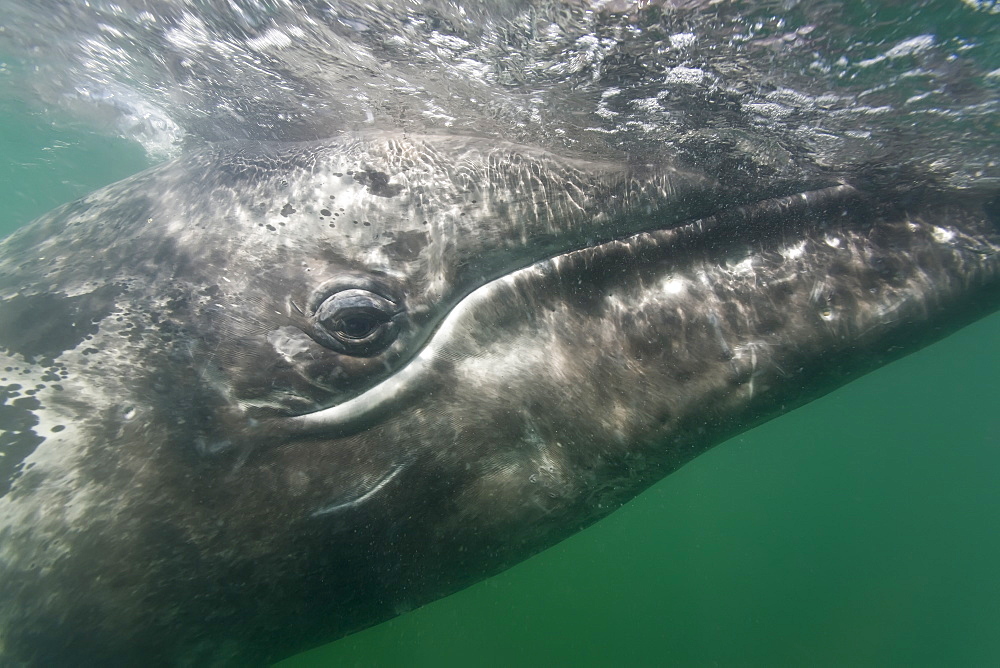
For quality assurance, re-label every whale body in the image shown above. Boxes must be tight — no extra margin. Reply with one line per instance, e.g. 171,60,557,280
0,133,998,665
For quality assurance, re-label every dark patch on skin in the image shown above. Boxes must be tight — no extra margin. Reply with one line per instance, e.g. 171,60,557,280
353,170,404,198
320,209,332,216
382,231,429,262
280,203,296,217
0,285,121,363
0,388,45,498
869,255,901,284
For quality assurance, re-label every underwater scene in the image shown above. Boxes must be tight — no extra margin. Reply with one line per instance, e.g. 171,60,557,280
1,1,998,665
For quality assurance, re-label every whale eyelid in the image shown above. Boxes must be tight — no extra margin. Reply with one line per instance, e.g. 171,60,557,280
305,275,397,313
307,289,403,355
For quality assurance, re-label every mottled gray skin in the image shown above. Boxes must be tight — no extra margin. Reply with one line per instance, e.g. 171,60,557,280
0,134,998,666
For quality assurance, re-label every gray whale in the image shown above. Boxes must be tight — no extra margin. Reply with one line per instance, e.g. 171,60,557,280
0,133,998,665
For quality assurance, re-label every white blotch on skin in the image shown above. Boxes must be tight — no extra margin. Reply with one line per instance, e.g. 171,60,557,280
663,66,707,85
932,226,956,244
661,275,688,295
782,240,807,260
668,33,696,49
728,256,756,275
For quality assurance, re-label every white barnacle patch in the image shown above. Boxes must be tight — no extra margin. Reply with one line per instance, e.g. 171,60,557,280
962,0,1000,14
885,34,936,58
629,97,662,112
932,226,956,244
858,35,934,67
668,32,696,49
664,66,708,85
246,28,293,51
746,102,793,119
660,275,688,296
782,240,807,260
163,12,218,52
727,254,756,276
824,234,842,248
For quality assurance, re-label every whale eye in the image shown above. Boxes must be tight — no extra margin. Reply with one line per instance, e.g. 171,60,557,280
337,312,381,340
312,289,400,355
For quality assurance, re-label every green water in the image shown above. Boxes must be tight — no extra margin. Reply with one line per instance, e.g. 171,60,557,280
3,99,999,668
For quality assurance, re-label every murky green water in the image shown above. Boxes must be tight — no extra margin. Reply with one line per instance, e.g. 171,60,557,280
3,97,998,667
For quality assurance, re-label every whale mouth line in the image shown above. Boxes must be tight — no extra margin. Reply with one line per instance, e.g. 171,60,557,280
278,184,863,439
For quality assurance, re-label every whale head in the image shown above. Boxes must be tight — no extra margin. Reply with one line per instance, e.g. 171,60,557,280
0,133,998,665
